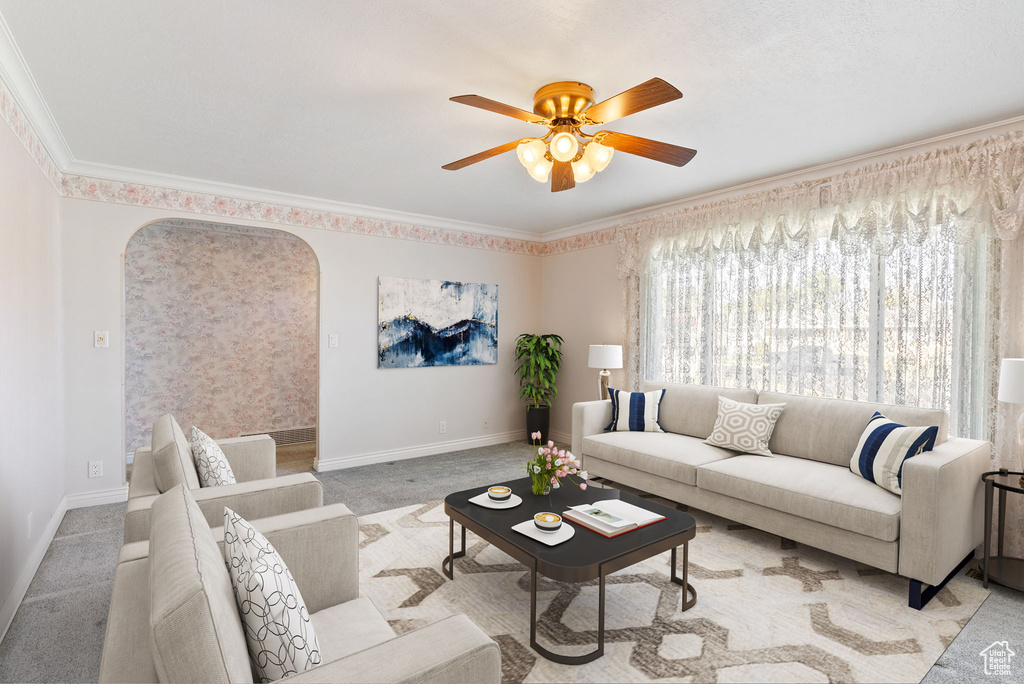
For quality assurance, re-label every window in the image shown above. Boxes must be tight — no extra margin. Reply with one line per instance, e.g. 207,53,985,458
644,228,993,439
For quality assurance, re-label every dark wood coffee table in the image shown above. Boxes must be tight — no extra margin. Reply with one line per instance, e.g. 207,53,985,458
443,477,697,664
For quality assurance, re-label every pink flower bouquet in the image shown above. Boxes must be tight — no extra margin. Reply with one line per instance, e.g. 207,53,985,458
523,432,588,495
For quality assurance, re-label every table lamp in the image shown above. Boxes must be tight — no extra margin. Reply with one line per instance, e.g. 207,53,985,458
588,344,622,400
997,358,1024,485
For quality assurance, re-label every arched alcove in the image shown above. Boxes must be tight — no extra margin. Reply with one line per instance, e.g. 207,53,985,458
123,218,319,474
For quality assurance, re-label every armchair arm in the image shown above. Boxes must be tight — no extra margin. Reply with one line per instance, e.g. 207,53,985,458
572,400,612,460
124,473,324,543
899,437,990,586
211,504,360,613
216,434,277,482
277,614,501,684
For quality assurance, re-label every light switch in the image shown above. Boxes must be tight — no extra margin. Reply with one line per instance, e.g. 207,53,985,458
94,331,109,348
328,334,339,348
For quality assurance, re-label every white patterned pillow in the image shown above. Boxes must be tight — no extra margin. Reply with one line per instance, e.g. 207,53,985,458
704,396,786,456
224,508,322,682
191,427,236,487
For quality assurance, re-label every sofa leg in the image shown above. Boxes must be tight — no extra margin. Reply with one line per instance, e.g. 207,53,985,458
908,550,975,610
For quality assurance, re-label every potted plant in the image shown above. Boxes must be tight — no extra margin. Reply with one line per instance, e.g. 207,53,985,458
514,333,563,443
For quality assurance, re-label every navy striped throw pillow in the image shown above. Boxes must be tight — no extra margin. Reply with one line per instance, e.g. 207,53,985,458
605,388,666,433
850,412,938,495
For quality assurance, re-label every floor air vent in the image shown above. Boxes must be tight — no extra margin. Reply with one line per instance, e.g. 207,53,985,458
242,426,316,445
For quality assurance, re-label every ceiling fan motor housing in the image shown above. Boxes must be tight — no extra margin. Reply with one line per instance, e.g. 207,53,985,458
532,81,595,120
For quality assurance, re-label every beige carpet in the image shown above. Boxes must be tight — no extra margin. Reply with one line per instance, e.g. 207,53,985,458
356,494,987,684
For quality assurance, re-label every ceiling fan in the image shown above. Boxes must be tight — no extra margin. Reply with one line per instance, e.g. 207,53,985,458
442,78,696,192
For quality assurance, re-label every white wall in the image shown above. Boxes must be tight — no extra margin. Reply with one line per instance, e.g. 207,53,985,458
60,199,542,497
540,244,623,440
0,118,65,634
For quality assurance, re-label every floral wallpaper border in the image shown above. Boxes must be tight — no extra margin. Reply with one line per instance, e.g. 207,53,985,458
1,70,617,257
0,72,63,191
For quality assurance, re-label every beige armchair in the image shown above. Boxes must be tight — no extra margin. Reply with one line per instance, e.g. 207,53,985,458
100,486,501,684
124,413,323,543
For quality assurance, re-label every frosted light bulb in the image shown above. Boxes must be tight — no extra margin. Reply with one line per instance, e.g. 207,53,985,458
516,139,546,168
584,141,614,172
571,158,595,183
528,157,553,182
549,132,579,163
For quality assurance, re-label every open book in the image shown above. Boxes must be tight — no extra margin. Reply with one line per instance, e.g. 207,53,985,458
563,499,666,538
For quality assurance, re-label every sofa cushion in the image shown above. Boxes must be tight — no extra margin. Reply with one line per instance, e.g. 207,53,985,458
759,391,949,467
642,381,758,439
152,414,201,493
584,432,738,486
311,597,397,661
149,485,253,683
697,454,902,541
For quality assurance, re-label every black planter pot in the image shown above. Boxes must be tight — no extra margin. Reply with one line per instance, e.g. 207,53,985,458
526,405,551,443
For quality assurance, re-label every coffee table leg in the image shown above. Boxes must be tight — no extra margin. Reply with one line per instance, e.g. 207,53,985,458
671,544,698,611
529,562,606,664
442,517,467,580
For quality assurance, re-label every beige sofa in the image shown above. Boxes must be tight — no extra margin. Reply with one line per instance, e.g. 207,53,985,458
125,414,323,543
573,381,990,609
100,485,501,683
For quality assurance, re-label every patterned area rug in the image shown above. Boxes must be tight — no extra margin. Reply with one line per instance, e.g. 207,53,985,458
356,493,987,683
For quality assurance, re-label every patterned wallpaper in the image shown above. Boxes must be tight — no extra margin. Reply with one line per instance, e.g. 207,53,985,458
124,220,318,453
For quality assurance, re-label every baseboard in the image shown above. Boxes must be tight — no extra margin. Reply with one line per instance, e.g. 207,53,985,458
316,431,523,472
0,495,67,644
549,430,572,445
66,485,129,509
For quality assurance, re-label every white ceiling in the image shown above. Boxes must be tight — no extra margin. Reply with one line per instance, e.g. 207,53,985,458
2,1,1024,236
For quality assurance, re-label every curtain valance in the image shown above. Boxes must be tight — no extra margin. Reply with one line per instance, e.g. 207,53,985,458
616,129,1024,278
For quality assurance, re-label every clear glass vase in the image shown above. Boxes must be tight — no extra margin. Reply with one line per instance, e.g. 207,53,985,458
530,470,551,496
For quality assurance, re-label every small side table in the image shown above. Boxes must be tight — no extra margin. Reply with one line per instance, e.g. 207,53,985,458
982,469,1024,591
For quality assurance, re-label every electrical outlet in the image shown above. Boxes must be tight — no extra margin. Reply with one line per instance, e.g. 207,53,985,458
88,460,103,478
439,421,447,435
94,330,109,348
482,417,490,430
27,511,33,540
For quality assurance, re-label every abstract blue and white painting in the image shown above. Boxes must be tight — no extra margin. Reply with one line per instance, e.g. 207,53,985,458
378,276,498,368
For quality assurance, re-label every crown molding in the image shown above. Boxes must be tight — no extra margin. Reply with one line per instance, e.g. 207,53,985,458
2,12,1023,255
62,158,542,242
0,13,72,169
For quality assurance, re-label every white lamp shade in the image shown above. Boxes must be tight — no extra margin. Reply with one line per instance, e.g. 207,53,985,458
998,358,1024,404
588,344,623,369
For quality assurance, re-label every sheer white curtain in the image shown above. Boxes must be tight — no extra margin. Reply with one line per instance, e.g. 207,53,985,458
642,219,995,440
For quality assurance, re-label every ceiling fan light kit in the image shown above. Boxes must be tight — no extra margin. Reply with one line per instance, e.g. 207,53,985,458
443,78,697,192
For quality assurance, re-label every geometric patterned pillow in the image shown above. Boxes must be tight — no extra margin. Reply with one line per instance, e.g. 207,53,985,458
604,388,666,432
850,412,938,496
704,396,786,456
191,426,237,487
224,508,322,682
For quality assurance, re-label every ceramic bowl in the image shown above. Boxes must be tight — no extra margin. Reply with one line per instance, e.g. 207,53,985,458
534,512,562,533
487,486,512,502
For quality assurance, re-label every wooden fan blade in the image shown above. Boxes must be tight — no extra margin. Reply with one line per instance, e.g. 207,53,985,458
599,131,696,167
442,140,522,170
581,78,682,125
551,160,575,192
450,94,549,124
